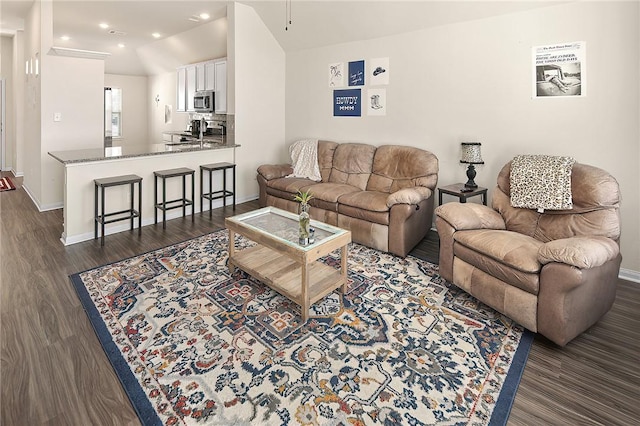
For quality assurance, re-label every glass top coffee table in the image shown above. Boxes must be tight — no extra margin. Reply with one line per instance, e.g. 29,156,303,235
225,207,351,320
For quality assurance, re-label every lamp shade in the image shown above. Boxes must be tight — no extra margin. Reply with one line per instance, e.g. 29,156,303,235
460,142,484,164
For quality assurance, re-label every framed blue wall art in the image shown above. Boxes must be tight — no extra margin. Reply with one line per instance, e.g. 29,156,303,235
348,60,365,86
333,89,361,117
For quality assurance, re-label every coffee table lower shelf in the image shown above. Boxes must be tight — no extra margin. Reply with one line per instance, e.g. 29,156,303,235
229,245,345,318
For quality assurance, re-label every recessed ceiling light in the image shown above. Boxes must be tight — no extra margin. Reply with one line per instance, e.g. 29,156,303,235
199,13,210,20
118,43,125,48
99,23,109,29
152,32,161,38
61,35,70,41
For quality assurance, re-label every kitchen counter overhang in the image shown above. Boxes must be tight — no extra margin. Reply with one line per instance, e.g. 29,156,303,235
49,140,239,164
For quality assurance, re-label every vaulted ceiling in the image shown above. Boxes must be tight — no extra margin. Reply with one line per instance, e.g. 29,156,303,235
1,1,563,75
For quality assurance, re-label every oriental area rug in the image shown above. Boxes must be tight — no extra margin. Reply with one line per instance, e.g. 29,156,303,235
70,230,532,426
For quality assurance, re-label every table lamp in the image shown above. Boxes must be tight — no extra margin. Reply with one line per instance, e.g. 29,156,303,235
460,142,484,188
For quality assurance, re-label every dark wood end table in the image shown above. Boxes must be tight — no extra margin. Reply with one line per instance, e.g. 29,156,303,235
438,183,488,206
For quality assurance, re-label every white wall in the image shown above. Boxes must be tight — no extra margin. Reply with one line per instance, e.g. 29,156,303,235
11,31,24,176
105,74,149,146
147,71,191,143
1,36,14,172
229,2,286,201
285,1,640,274
21,0,105,210
22,0,42,203
41,55,104,209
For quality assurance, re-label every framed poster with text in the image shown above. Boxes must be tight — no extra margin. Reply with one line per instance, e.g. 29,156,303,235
333,89,361,117
533,41,585,98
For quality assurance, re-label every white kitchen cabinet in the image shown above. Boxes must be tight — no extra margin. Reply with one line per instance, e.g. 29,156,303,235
176,67,186,112
196,63,206,92
176,58,226,113
204,61,216,91
176,65,196,112
186,66,196,111
214,60,226,114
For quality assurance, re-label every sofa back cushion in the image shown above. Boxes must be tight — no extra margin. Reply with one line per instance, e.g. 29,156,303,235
494,161,621,242
328,143,377,190
367,145,439,193
318,140,339,182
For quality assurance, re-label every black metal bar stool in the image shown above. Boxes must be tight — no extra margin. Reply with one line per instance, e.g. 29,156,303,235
154,167,195,229
94,174,142,247
200,162,236,216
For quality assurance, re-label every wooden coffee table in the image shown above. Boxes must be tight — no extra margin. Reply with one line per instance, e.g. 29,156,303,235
225,207,351,320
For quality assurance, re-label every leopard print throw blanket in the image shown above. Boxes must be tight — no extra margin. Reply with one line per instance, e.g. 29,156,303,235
510,154,576,211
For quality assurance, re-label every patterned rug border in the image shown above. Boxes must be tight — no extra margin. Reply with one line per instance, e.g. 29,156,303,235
70,230,534,426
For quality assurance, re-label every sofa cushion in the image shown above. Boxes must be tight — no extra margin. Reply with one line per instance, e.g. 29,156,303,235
305,182,361,212
328,143,376,190
453,229,542,294
318,140,339,182
337,191,390,225
367,145,439,193
266,177,318,199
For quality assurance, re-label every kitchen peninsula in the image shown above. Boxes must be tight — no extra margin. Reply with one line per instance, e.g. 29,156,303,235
49,140,239,245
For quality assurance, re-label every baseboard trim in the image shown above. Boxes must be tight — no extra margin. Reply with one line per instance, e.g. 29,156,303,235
619,268,640,284
61,194,260,246
22,183,63,212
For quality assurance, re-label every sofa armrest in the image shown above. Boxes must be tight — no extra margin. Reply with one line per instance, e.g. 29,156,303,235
257,164,293,181
538,236,619,269
386,187,433,208
434,203,506,231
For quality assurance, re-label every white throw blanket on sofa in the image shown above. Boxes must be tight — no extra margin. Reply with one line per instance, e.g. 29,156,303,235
510,154,576,211
286,139,322,181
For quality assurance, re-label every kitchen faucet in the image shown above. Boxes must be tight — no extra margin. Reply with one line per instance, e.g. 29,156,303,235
199,117,205,146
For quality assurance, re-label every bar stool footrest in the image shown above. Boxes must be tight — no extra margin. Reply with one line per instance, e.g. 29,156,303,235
202,190,234,201
96,209,140,225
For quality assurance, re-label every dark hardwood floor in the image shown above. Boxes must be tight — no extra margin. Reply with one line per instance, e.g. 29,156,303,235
1,172,638,425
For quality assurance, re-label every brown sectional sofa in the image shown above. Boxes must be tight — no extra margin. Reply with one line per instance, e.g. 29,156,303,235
257,140,439,257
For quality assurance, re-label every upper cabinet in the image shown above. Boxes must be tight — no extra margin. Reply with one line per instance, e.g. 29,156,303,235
204,62,216,92
195,63,206,92
176,58,227,113
177,67,187,112
214,61,226,114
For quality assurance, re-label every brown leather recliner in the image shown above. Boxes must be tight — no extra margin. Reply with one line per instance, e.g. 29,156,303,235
435,161,621,346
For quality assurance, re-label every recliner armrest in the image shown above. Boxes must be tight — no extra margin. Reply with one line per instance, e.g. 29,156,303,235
538,236,620,269
257,164,293,181
386,187,433,207
434,203,506,231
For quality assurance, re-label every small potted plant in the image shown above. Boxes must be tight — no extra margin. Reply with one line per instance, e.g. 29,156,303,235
294,190,313,244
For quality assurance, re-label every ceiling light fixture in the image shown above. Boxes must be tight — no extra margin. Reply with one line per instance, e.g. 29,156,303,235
199,13,210,20
152,32,161,38
118,43,125,48
99,23,109,29
61,35,70,41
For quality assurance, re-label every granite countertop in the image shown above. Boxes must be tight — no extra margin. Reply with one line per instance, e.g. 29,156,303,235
49,140,239,164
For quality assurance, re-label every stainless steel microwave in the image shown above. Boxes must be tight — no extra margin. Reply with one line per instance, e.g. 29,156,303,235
194,90,214,113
